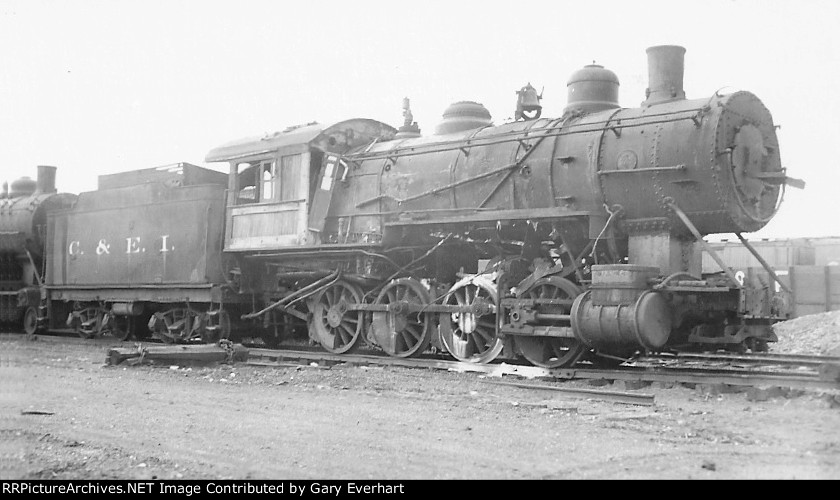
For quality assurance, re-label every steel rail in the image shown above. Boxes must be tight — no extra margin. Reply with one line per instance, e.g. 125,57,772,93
5,333,838,391
639,351,840,367
247,347,839,391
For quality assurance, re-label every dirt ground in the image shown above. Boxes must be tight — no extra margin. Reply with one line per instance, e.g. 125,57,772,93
1,334,839,480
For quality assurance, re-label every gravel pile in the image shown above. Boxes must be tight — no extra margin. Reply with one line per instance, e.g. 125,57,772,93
772,310,840,356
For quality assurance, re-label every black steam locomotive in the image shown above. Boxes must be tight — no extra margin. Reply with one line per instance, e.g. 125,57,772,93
0,45,802,367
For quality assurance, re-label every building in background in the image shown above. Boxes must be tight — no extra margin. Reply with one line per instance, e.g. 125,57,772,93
703,237,840,317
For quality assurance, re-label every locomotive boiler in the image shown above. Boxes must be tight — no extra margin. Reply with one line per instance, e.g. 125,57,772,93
205,45,801,367
0,166,76,331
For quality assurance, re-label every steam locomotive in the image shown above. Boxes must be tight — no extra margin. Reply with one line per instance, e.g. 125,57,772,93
0,45,802,367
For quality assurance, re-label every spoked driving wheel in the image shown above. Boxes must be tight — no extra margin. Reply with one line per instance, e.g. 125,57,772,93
370,278,433,358
516,276,588,368
309,280,364,354
440,276,503,364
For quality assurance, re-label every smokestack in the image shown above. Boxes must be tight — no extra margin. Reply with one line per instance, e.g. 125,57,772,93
1,181,7,199
36,165,57,194
644,45,686,105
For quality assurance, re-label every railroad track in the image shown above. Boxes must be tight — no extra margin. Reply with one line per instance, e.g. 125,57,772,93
7,331,840,392
635,350,840,368
248,347,840,392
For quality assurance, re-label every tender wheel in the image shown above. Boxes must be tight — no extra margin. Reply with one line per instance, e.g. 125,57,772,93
23,306,38,336
309,280,364,354
110,314,134,341
74,307,104,339
370,278,433,358
516,277,588,368
150,308,201,343
440,276,502,364
151,313,176,344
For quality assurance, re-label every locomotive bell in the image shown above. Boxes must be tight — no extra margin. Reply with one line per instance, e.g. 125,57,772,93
515,83,543,120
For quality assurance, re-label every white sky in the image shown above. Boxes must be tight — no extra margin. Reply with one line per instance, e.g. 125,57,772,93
1,0,838,239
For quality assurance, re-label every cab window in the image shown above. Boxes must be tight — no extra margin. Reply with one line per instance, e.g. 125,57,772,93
260,161,275,201
235,155,301,204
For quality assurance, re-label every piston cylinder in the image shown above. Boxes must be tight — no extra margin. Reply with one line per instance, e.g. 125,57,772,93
590,264,659,305
571,289,671,351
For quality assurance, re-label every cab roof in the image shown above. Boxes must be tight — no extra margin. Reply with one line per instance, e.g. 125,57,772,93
205,119,397,163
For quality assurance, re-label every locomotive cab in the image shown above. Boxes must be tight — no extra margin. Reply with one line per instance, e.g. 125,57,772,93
205,119,396,251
